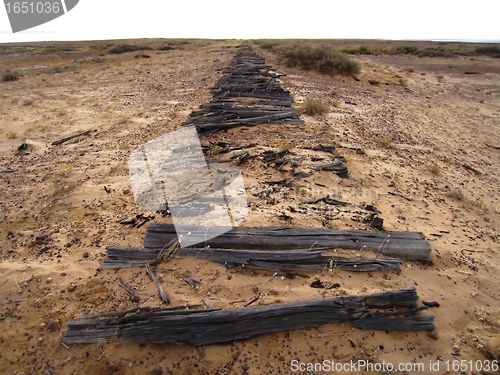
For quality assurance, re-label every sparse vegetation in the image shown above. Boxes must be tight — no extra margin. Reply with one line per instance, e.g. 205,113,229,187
393,46,419,55
475,45,500,58
342,46,378,55
377,135,392,147
428,163,442,176
1,71,19,82
89,44,104,51
5,131,17,139
447,189,465,201
255,40,278,50
109,44,153,54
277,139,294,152
41,46,73,54
278,45,360,76
302,97,329,116
158,45,174,51
393,46,456,57
207,144,222,157
116,115,131,125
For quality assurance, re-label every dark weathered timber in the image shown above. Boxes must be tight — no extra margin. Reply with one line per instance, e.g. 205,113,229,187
51,130,93,146
102,246,401,273
143,224,431,261
62,288,435,345
184,45,303,133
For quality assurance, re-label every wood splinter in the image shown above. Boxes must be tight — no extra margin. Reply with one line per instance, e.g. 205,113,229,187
146,264,170,304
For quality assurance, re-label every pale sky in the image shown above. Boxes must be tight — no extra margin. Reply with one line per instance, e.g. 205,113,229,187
1,0,499,43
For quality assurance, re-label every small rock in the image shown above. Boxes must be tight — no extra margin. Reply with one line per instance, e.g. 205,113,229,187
427,330,438,340
151,368,163,375
35,234,51,245
452,344,460,356
67,284,77,292
17,141,28,151
310,279,324,288
47,277,53,284
46,320,60,332
423,300,440,308
82,252,89,259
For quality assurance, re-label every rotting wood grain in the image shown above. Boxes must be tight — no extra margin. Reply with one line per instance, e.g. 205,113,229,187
143,224,432,261
62,288,435,345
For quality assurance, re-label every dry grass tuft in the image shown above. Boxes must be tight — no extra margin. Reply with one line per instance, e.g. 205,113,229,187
302,97,329,116
5,131,17,139
116,115,131,125
276,139,294,152
377,135,392,147
207,144,222,157
447,189,465,201
428,163,442,176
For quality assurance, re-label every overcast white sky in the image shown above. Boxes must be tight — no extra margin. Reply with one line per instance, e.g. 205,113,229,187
1,0,499,43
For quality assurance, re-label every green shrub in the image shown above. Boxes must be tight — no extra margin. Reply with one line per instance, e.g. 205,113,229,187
1,71,18,82
109,44,153,54
279,45,360,76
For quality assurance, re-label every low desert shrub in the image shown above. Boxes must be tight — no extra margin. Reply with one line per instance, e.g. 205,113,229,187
475,46,500,58
1,71,19,82
279,45,360,76
110,44,153,54
342,46,378,55
393,45,455,57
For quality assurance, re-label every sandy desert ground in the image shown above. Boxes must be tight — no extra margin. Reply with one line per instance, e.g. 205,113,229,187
0,39,499,374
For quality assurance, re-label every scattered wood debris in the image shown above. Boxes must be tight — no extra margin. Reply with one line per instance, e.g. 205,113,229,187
118,277,140,303
118,213,155,228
